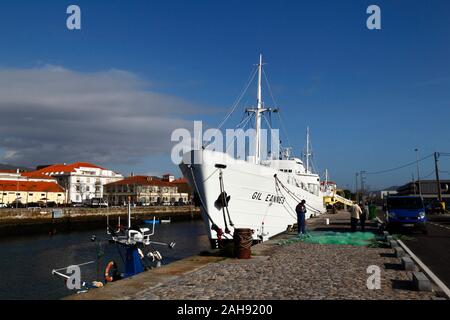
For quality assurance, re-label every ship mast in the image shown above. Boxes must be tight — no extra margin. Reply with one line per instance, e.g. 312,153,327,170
245,54,269,164
305,126,311,173
255,54,263,164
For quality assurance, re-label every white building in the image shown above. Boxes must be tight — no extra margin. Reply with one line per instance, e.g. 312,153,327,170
104,175,189,206
380,190,398,200
162,173,175,182
0,169,58,183
0,169,67,206
32,162,123,204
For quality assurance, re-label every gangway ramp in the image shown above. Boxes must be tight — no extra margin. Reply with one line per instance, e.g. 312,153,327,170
324,193,354,207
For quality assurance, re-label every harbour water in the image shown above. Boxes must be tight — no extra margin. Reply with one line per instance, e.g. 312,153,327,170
0,220,210,300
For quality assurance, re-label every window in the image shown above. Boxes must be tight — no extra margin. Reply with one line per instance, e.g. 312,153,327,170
29,193,33,196
41,193,45,196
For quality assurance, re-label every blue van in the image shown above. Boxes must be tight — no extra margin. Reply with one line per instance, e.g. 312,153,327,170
385,196,427,234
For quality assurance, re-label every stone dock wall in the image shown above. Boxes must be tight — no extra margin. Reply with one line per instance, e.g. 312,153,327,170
0,206,201,237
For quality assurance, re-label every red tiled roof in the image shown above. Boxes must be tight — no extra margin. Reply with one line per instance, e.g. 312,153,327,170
105,176,175,187
172,178,188,184
21,172,56,180
0,180,64,192
34,162,106,175
0,170,18,174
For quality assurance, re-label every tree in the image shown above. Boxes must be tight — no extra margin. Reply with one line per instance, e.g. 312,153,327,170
342,189,354,200
75,181,90,203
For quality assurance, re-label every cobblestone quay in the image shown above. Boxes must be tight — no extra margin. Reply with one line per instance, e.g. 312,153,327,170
69,211,440,300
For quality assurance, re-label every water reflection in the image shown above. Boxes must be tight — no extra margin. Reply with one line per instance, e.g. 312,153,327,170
0,220,209,300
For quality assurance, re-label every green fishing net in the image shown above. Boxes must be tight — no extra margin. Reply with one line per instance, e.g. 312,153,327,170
279,231,380,246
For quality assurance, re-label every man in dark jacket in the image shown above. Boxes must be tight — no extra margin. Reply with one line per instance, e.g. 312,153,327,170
296,200,307,236
360,201,368,232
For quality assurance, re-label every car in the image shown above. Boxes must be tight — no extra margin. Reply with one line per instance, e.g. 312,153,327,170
384,196,427,234
46,201,57,208
138,202,151,207
71,202,85,207
0,203,7,208
26,202,42,208
7,201,25,208
90,198,108,208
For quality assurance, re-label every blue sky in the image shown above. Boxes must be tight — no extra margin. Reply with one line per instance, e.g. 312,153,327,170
0,0,449,190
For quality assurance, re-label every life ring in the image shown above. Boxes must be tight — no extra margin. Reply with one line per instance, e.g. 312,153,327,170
104,260,119,283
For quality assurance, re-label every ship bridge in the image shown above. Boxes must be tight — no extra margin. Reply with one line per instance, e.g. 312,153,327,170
264,158,307,175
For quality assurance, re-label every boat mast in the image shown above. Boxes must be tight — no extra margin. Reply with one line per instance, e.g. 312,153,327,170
306,126,311,173
255,54,263,164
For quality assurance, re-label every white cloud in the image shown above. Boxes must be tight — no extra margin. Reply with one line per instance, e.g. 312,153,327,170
0,66,210,167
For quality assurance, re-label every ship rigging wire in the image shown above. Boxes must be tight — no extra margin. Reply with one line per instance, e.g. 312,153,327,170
224,113,255,155
274,178,300,220
274,175,323,214
216,66,258,131
262,67,294,152
364,153,434,175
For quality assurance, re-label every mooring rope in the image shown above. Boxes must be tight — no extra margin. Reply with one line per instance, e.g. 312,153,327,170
274,177,298,219
234,229,253,251
274,175,323,214
218,169,234,229
52,261,95,272
218,170,230,233
188,166,231,240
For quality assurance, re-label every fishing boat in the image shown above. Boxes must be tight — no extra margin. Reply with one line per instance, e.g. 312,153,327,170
51,202,175,293
179,55,327,248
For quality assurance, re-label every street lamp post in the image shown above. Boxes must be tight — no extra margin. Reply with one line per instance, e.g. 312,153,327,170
360,171,366,203
434,152,443,205
415,148,422,198
16,169,19,209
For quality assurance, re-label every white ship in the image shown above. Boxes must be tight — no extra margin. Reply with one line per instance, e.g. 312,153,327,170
179,55,326,248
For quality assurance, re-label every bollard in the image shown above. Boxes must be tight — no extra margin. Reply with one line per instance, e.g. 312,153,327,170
401,257,415,271
394,247,405,258
389,240,399,248
412,272,432,292
233,228,253,259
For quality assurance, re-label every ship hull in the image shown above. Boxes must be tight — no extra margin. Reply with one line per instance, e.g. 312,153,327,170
180,149,326,247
